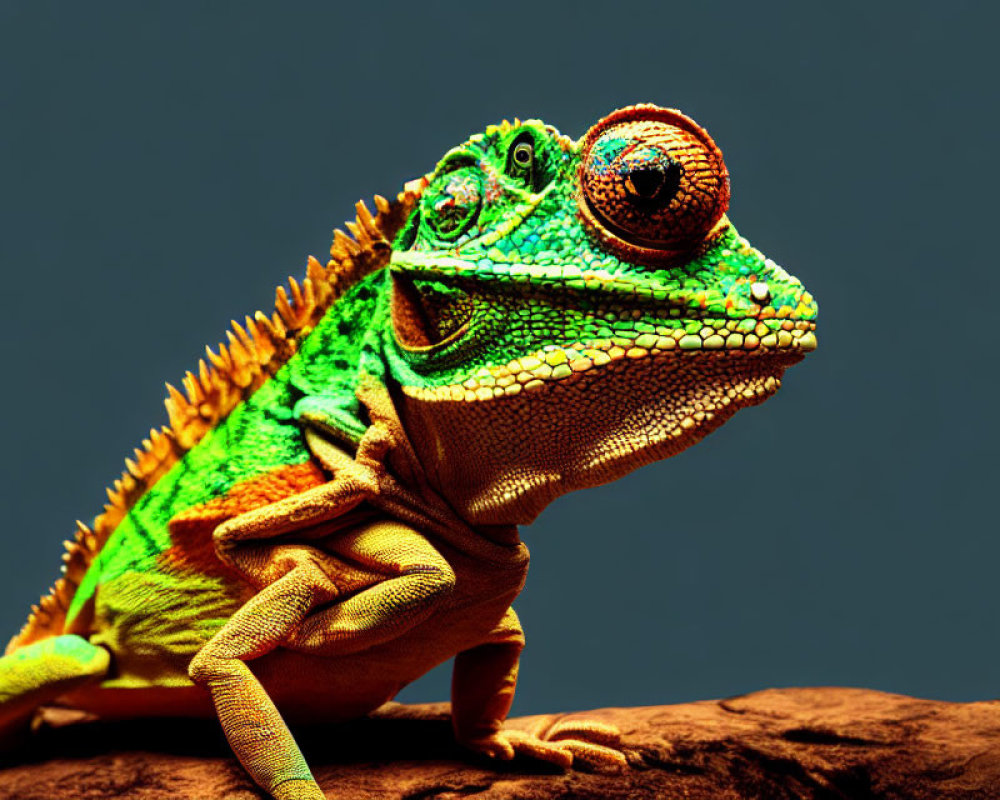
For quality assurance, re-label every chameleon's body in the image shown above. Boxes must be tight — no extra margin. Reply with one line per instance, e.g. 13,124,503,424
0,106,816,799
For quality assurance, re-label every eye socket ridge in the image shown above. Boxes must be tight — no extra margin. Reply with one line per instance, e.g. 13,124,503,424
434,147,482,178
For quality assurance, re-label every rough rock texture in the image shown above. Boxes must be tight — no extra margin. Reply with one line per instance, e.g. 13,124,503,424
0,688,998,799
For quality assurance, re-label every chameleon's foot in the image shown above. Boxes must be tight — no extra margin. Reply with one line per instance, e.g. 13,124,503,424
464,716,627,772
271,778,325,800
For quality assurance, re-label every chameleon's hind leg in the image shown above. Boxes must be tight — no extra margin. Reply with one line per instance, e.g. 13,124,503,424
0,635,109,736
189,551,336,800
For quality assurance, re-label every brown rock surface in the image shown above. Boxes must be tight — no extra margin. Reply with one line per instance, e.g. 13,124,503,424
0,688,998,799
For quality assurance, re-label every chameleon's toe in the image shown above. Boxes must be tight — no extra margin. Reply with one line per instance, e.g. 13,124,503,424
464,717,628,772
463,730,573,769
502,729,575,769
531,716,628,771
542,736,628,771
545,717,621,748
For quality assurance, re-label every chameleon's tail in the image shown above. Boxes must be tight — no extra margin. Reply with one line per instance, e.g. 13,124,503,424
0,635,108,740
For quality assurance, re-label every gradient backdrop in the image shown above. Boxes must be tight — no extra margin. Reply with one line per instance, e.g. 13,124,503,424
1,2,996,716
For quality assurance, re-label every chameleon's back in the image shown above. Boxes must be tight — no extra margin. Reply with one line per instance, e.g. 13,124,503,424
5,191,417,666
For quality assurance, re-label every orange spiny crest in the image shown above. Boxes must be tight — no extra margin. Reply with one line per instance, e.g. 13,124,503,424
275,276,318,333
7,522,96,651
10,185,423,650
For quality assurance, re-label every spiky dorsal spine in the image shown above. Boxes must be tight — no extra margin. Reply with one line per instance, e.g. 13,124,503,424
9,182,426,652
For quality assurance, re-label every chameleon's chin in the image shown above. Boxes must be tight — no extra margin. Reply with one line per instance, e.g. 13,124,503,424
398,347,807,527
570,358,791,483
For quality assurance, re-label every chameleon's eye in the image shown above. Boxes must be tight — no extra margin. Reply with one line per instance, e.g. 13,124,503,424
506,133,535,184
578,105,730,260
512,141,533,168
422,164,483,241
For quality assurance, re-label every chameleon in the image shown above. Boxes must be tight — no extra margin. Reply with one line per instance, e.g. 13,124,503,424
0,104,816,799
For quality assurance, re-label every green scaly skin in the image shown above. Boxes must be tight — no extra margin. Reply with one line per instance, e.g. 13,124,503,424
2,106,816,799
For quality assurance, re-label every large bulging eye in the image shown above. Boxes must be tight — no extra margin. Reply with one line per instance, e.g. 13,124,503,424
579,105,730,258
422,165,483,241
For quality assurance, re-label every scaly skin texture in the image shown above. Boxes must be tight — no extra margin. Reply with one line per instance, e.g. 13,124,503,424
0,105,816,800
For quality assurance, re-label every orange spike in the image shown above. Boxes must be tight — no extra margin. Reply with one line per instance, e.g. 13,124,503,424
275,285,295,328
205,343,231,373
358,204,383,242
301,279,316,316
231,320,255,355
306,255,326,283
269,311,287,338
287,276,301,304
225,332,255,388
243,317,269,363
150,427,172,459
345,220,368,248
332,229,361,259
198,359,212,387
165,382,188,410
183,371,204,404
164,383,191,429
255,310,281,340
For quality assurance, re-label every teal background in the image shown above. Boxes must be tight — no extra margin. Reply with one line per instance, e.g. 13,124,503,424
1,2,996,714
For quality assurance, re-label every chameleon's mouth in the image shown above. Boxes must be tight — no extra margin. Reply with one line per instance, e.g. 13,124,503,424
400,321,816,402
390,270,473,350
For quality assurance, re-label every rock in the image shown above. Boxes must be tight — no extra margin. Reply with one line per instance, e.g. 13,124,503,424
0,688,998,798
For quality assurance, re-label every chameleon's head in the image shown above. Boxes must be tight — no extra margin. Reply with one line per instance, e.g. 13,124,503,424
384,105,817,526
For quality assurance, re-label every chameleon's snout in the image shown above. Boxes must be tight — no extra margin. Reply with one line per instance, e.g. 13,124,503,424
578,104,730,263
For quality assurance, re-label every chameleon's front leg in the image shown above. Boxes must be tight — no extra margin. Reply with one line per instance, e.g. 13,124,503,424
452,609,627,771
192,511,456,800
188,553,334,800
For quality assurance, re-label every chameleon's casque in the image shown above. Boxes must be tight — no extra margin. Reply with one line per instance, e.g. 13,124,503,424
0,105,816,800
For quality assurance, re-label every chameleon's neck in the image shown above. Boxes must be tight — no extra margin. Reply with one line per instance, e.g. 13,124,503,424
352,372,527,562
272,270,523,555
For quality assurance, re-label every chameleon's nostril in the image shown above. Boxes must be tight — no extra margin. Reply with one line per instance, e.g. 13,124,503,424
750,281,770,304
